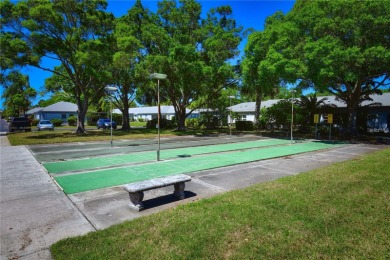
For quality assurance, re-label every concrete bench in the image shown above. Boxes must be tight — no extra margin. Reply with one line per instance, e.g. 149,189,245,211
123,174,191,211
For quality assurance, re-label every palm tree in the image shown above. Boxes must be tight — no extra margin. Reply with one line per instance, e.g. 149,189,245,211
296,93,333,126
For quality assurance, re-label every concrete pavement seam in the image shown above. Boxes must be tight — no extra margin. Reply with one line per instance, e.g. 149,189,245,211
191,178,228,192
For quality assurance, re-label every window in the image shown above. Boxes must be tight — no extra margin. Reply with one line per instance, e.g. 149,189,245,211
62,114,66,119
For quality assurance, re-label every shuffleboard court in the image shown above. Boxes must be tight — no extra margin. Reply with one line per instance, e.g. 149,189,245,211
54,141,343,194
44,138,291,174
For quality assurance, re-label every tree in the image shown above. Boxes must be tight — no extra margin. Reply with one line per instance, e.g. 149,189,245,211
106,0,152,130
1,0,114,133
255,0,390,136
264,99,302,130
296,93,335,128
1,72,36,116
143,0,243,130
242,29,280,125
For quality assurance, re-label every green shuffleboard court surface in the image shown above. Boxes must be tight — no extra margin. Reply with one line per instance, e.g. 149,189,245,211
54,141,342,194
44,138,291,174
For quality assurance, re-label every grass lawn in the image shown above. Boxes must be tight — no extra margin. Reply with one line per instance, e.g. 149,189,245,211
50,148,390,259
7,127,228,146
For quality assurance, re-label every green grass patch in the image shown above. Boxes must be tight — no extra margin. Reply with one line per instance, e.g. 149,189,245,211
130,121,147,127
51,148,390,259
7,128,227,146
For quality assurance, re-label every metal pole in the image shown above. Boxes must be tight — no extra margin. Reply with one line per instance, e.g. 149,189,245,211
110,99,113,148
291,91,294,144
229,98,232,138
157,79,160,161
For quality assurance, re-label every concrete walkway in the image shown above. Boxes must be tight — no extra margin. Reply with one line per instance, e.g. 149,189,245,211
1,132,387,259
0,135,95,260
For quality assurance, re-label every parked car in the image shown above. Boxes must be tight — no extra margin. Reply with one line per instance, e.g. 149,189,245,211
96,118,117,129
37,120,54,131
8,117,31,132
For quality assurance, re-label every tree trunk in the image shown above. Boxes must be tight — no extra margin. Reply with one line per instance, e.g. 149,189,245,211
347,105,358,136
254,88,262,125
75,97,88,134
175,105,186,131
346,83,361,137
121,102,131,130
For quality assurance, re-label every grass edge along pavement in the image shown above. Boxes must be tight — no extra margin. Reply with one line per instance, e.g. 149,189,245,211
54,141,343,194
50,148,390,259
44,138,292,174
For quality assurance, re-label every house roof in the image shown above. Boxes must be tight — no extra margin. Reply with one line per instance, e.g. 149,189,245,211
229,99,282,113
114,106,196,115
229,93,390,113
26,107,43,115
40,101,78,113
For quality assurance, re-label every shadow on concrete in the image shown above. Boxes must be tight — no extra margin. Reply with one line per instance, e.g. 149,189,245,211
142,191,197,210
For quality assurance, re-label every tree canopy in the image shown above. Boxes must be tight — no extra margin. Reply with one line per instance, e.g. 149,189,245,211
1,0,114,133
244,0,390,135
142,0,243,130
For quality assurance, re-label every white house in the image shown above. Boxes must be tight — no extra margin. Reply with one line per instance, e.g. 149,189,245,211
228,93,390,133
26,101,78,122
227,99,281,123
113,106,200,121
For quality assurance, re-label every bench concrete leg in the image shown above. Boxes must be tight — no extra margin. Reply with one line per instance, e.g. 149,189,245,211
128,191,144,211
173,182,186,200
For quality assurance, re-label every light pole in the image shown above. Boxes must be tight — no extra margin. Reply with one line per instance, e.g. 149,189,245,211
150,73,167,161
228,96,235,138
290,89,296,144
105,86,118,148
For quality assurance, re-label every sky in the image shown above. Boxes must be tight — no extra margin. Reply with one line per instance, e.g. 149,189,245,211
0,0,296,110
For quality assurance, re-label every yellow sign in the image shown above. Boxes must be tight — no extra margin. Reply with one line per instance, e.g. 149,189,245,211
328,114,333,124
314,114,319,124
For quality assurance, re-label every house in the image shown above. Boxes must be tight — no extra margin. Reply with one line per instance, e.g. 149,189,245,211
26,101,78,122
227,99,281,123
228,93,390,133
113,106,200,121
25,107,43,120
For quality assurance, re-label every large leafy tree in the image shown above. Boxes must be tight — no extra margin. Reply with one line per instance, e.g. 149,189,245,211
1,0,114,133
1,72,36,116
144,0,243,130
256,0,390,135
107,0,152,130
242,30,280,125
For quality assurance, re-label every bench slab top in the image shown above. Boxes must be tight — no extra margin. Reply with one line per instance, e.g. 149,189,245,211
123,174,191,193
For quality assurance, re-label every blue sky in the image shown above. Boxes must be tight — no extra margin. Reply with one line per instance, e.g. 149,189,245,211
1,0,295,109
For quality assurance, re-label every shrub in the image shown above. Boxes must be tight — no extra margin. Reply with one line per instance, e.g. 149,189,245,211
138,118,144,122
112,113,123,125
51,119,63,127
31,119,39,126
67,116,77,126
146,118,176,129
236,121,254,131
186,118,200,128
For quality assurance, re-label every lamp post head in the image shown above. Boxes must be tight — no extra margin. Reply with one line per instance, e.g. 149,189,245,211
150,73,167,80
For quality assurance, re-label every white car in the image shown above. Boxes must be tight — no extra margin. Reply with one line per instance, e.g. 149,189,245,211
37,120,54,131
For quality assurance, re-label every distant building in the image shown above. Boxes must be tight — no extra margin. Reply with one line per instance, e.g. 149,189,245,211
113,106,200,121
26,101,78,122
228,93,390,133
